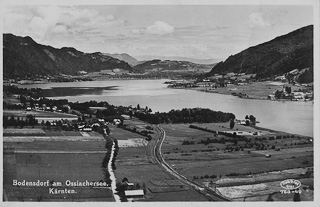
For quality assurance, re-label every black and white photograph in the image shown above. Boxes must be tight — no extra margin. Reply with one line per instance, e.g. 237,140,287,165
1,0,319,205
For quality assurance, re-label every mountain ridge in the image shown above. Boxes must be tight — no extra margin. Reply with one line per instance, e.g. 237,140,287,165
104,53,138,66
133,59,215,73
208,25,313,80
3,34,133,79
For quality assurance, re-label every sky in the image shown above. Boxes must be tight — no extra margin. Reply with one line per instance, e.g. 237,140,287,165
2,2,315,61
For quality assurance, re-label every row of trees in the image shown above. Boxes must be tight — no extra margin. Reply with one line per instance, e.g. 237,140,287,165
3,115,38,128
134,108,235,124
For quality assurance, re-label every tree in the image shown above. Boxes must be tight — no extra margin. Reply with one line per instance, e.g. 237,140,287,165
122,177,129,183
285,86,292,94
275,90,283,99
233,139,238,146
142,183,147,194
230,119,235,129
293,192,301,202
137,104,140,110
104,126,110,135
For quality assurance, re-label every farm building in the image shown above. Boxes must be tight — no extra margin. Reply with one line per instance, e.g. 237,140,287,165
124,190,144,199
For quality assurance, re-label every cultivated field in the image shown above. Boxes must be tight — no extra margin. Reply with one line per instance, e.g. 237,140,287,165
111,121,209,201
3,126,112,202
160,123,314,201
3,110,78,119
198,81,312,100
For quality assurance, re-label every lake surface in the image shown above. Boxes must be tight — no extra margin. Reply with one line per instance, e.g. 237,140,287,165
21,79,314,137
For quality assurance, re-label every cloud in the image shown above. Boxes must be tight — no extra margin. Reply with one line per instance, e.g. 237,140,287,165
248,13,271,28
131,21,174,36
145,21,174,35
3,6,129,41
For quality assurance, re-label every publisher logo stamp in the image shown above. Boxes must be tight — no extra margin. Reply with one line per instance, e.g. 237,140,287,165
280,179,301,190
280,179,302,194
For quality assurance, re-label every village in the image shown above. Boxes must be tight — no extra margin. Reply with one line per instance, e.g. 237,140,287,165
166,68,314,101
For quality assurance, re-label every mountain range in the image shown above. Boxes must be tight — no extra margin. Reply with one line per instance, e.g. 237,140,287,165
3,34,132,79
3,25,314,81
208,25,313,80
135,55,220,65
104,53,138,66
132,59,214,73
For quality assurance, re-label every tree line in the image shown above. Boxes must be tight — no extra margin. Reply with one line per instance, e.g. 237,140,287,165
134,108,235,124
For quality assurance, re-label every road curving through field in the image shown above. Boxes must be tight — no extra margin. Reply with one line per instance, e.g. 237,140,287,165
152,125,231,202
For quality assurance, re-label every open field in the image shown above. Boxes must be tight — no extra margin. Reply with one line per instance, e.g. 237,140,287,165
110,120,209,201
4,141,107,152
160,123,313,201
3,151,113,201
3,110,78,118
3,128,46,136
4,187,114,202
3,115,313,201
4,153,106,182
108,124,149,140
114,146,208,201
199,81,312,100
117,138,148,148
3,124,112,202
218,177,314,201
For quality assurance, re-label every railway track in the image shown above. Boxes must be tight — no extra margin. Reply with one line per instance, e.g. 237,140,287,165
152,125,231,202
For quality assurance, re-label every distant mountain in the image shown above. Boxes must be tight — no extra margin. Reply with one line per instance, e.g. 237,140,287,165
208,25,313,80
104,53,138,66
136,55,220,65
133,59,214,73
3,34,132,79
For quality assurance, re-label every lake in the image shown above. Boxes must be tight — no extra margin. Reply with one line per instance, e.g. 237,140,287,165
20,79,314,137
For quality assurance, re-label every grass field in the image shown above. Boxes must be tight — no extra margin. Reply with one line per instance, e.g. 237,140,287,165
4,110,78,118
160,123,313,201
3,134,113,202
114,145,208,201
3,151,113,201
108,124,148,140
204,81,311,100
4,186,115,202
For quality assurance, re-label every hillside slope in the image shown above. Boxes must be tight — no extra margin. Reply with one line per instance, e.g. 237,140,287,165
3,34,132,79
208,25,313,79
104,53,138,66
133,59,214,73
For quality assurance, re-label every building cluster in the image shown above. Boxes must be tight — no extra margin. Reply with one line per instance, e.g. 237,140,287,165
268,85,313,101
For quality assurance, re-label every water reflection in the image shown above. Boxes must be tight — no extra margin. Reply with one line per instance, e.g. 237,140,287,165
41,86,118,97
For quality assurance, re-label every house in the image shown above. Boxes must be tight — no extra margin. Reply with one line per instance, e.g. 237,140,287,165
196,82,213,87
79,125,92,132
121,115,131,120
124,190,144,199
288,69,299,75
237,120,247,125
113,119,121,125
275,76,286,81
91,123,100,128
268,94,276,100
79,70,88,75
126,183,135,189
83,127,92,132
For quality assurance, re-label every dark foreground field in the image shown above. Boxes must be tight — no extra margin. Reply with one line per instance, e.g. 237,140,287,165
3,138,114,202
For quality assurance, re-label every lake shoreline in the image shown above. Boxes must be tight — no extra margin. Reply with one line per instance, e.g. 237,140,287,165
14,79,313,137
